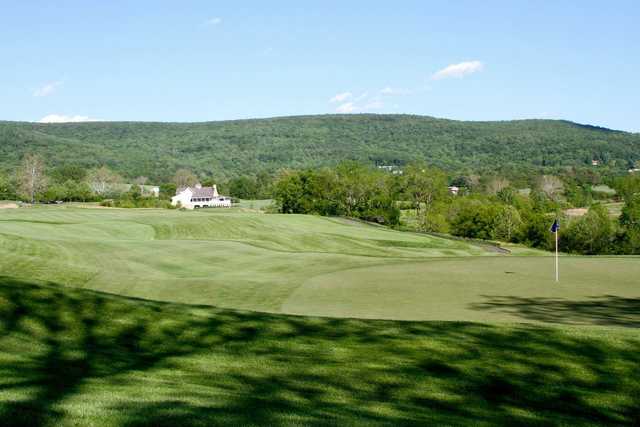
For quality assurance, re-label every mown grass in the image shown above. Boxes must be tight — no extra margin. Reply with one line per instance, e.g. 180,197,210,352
283,257,640,322
0,206,486,313
1,276,639,426
1,206,639,425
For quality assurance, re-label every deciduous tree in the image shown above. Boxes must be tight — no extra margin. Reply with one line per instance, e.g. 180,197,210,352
18,154,47,203
172,169,198,189
87,166,123,196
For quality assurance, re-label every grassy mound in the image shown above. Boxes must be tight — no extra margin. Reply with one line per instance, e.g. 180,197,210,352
1,276,639,426
0,207,486,313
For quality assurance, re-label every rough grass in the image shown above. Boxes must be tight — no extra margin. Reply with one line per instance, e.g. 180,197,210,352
1,276,639,426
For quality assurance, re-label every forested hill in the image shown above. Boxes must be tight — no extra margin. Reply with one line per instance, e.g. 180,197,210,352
1,114,638,180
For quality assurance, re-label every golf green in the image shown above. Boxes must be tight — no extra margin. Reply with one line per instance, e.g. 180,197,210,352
283,257,640,324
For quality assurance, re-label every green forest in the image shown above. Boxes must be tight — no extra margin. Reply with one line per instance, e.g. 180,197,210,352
1,114,639,181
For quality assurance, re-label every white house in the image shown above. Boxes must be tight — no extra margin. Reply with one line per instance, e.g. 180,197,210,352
171,184,232,209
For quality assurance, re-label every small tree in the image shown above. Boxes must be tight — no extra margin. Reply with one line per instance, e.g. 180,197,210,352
564,204,613,254
18,154,47,203
493,205,523,242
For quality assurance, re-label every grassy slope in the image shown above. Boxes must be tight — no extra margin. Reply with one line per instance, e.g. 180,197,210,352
1,276,639,426
0,206,485,313
1,115,639,179
1,207,638,323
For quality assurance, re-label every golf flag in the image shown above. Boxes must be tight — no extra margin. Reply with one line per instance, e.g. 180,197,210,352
551,219,559,282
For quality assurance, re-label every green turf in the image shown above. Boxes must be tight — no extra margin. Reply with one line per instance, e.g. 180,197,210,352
1,276,638,426
0,206,487,313
283,257,640,322
1,206,639,425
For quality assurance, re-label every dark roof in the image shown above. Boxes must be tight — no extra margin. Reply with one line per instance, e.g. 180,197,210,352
176,186,216,198
191,187,215,198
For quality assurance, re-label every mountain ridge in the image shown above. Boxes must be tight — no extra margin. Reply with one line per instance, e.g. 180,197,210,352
1,114,638,180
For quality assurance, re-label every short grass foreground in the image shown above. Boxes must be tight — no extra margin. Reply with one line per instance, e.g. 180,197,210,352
1,277,639,426
0,206,639,425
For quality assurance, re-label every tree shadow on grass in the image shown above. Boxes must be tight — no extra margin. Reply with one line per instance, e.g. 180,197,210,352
470,295,640,327
0,276,639,426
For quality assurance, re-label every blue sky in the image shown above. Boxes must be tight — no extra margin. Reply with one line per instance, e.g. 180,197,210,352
1,1,639,131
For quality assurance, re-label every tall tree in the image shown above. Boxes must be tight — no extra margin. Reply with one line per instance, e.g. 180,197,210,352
0,172,15,200
18,154,47,203
403,163,448,218
538,175,564,201
87,166,123,196
485,177,510,195
172,169,198,189
51,164,87,184
493,205,523,241
335,162,372,217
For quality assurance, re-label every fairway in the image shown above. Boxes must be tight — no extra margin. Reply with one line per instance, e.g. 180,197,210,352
0,206,638,324
0,206,488,313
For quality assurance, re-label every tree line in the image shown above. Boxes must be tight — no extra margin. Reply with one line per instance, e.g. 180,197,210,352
271,162,640,255
2,154,639,255
0,154,273,207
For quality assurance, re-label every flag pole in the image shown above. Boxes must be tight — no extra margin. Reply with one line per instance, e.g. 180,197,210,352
555,227,559,282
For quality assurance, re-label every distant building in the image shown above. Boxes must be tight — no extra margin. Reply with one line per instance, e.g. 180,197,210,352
629,168,640,173
171,184,232,209
591,159,600,166
448,186,460,196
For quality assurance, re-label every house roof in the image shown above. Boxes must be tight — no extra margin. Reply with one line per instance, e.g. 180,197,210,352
176,186,217,198
191,187,215,198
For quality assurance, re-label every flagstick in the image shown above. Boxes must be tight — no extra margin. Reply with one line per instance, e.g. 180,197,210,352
555,229,559,282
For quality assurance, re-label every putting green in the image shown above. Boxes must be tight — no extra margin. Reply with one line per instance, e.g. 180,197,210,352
282,257,640,324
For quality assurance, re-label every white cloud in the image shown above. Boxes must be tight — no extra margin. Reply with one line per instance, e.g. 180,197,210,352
335,99,384,114
38,114,102,123
380,87,411,96
330,92,352,103
33,81,62,97
205,17,222,25
432,60,484,80
335,102,356,113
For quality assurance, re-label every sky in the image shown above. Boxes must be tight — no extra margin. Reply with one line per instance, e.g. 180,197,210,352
1,0,639,132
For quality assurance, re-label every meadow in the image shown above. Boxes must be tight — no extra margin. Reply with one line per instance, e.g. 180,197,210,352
1,206,639,425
